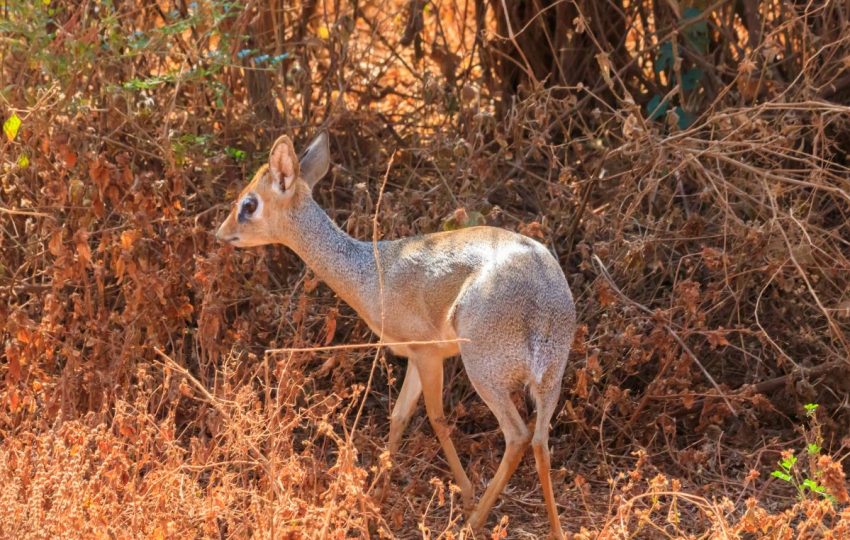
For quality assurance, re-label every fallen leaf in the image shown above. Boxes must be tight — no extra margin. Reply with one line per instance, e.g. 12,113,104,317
59,144,77,168
3,113,21,142
573,368,589,399
597,281,616,307
75,230,92,265
120,229,140,251
706,329,730,349
48,230,64,256
323,308,338,346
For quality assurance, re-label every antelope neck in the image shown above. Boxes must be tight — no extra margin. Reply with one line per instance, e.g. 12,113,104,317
280,196,378,310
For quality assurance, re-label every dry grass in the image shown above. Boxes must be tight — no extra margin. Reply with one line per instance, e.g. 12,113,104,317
2,0,850,537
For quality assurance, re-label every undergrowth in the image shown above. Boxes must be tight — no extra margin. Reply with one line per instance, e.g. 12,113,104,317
2,0,849,537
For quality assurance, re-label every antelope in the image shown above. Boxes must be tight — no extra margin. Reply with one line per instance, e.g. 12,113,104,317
215,132,576,538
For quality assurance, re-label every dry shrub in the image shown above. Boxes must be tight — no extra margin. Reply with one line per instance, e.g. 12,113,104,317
0,360,387,538
2,0,849,537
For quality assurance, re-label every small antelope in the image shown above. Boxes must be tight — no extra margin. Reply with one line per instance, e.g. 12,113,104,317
216,132,575,537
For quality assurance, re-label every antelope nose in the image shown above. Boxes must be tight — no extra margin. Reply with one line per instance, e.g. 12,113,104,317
215,224,226,242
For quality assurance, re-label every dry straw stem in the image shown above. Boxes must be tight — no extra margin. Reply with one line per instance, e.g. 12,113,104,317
349,150,395,442
315,150,396,538
765,179,849,353
0,206,53,218
152,347,287,498
265,338,470,356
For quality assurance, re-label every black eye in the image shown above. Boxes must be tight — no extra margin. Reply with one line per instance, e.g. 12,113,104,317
238,195,258,223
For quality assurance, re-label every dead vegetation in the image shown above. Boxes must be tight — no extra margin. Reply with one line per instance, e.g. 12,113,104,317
1,0,850,537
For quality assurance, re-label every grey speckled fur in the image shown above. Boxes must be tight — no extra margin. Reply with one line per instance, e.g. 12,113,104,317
216,132,576,537
286,199,576,395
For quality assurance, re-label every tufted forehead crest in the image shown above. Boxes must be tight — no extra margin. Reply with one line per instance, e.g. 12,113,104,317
237,164,270,198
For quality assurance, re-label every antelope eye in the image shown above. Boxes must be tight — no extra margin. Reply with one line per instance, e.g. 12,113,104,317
238,195,259,223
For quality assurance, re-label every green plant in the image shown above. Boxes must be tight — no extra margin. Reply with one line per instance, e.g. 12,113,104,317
771,404,836,503
646,7,707,129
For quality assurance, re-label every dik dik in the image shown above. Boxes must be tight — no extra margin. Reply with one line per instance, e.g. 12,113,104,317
216,132,576,537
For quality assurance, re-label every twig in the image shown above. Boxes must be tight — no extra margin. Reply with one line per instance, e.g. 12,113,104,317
152,347,286,497
765,183,850,354
592,255,738,417
564,165,605,260
746,360,845,395
497,0,539,85
348,151,396,441
0,206,53,218
265,337,470,356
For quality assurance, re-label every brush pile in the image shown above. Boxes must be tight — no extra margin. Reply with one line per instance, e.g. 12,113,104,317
1,1,849,537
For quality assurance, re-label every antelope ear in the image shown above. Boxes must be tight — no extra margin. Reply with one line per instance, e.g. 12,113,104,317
299,131,330,189
269,135,299,190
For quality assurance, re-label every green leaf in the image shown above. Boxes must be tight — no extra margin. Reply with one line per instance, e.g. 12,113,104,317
646,94,669,121
655,41,674,74
128,31,151,51
681,68,703,91
804,403,819,414
682,7,709,54
3,113,21,142
807,443,821,455
802,479,826,493
780,454,797,471
675,106,695,130
123,75,168,91
16,154,29,168
771,471,792,482
225,147,246,161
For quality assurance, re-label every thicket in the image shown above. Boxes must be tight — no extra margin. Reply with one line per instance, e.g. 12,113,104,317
1,0,849,537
